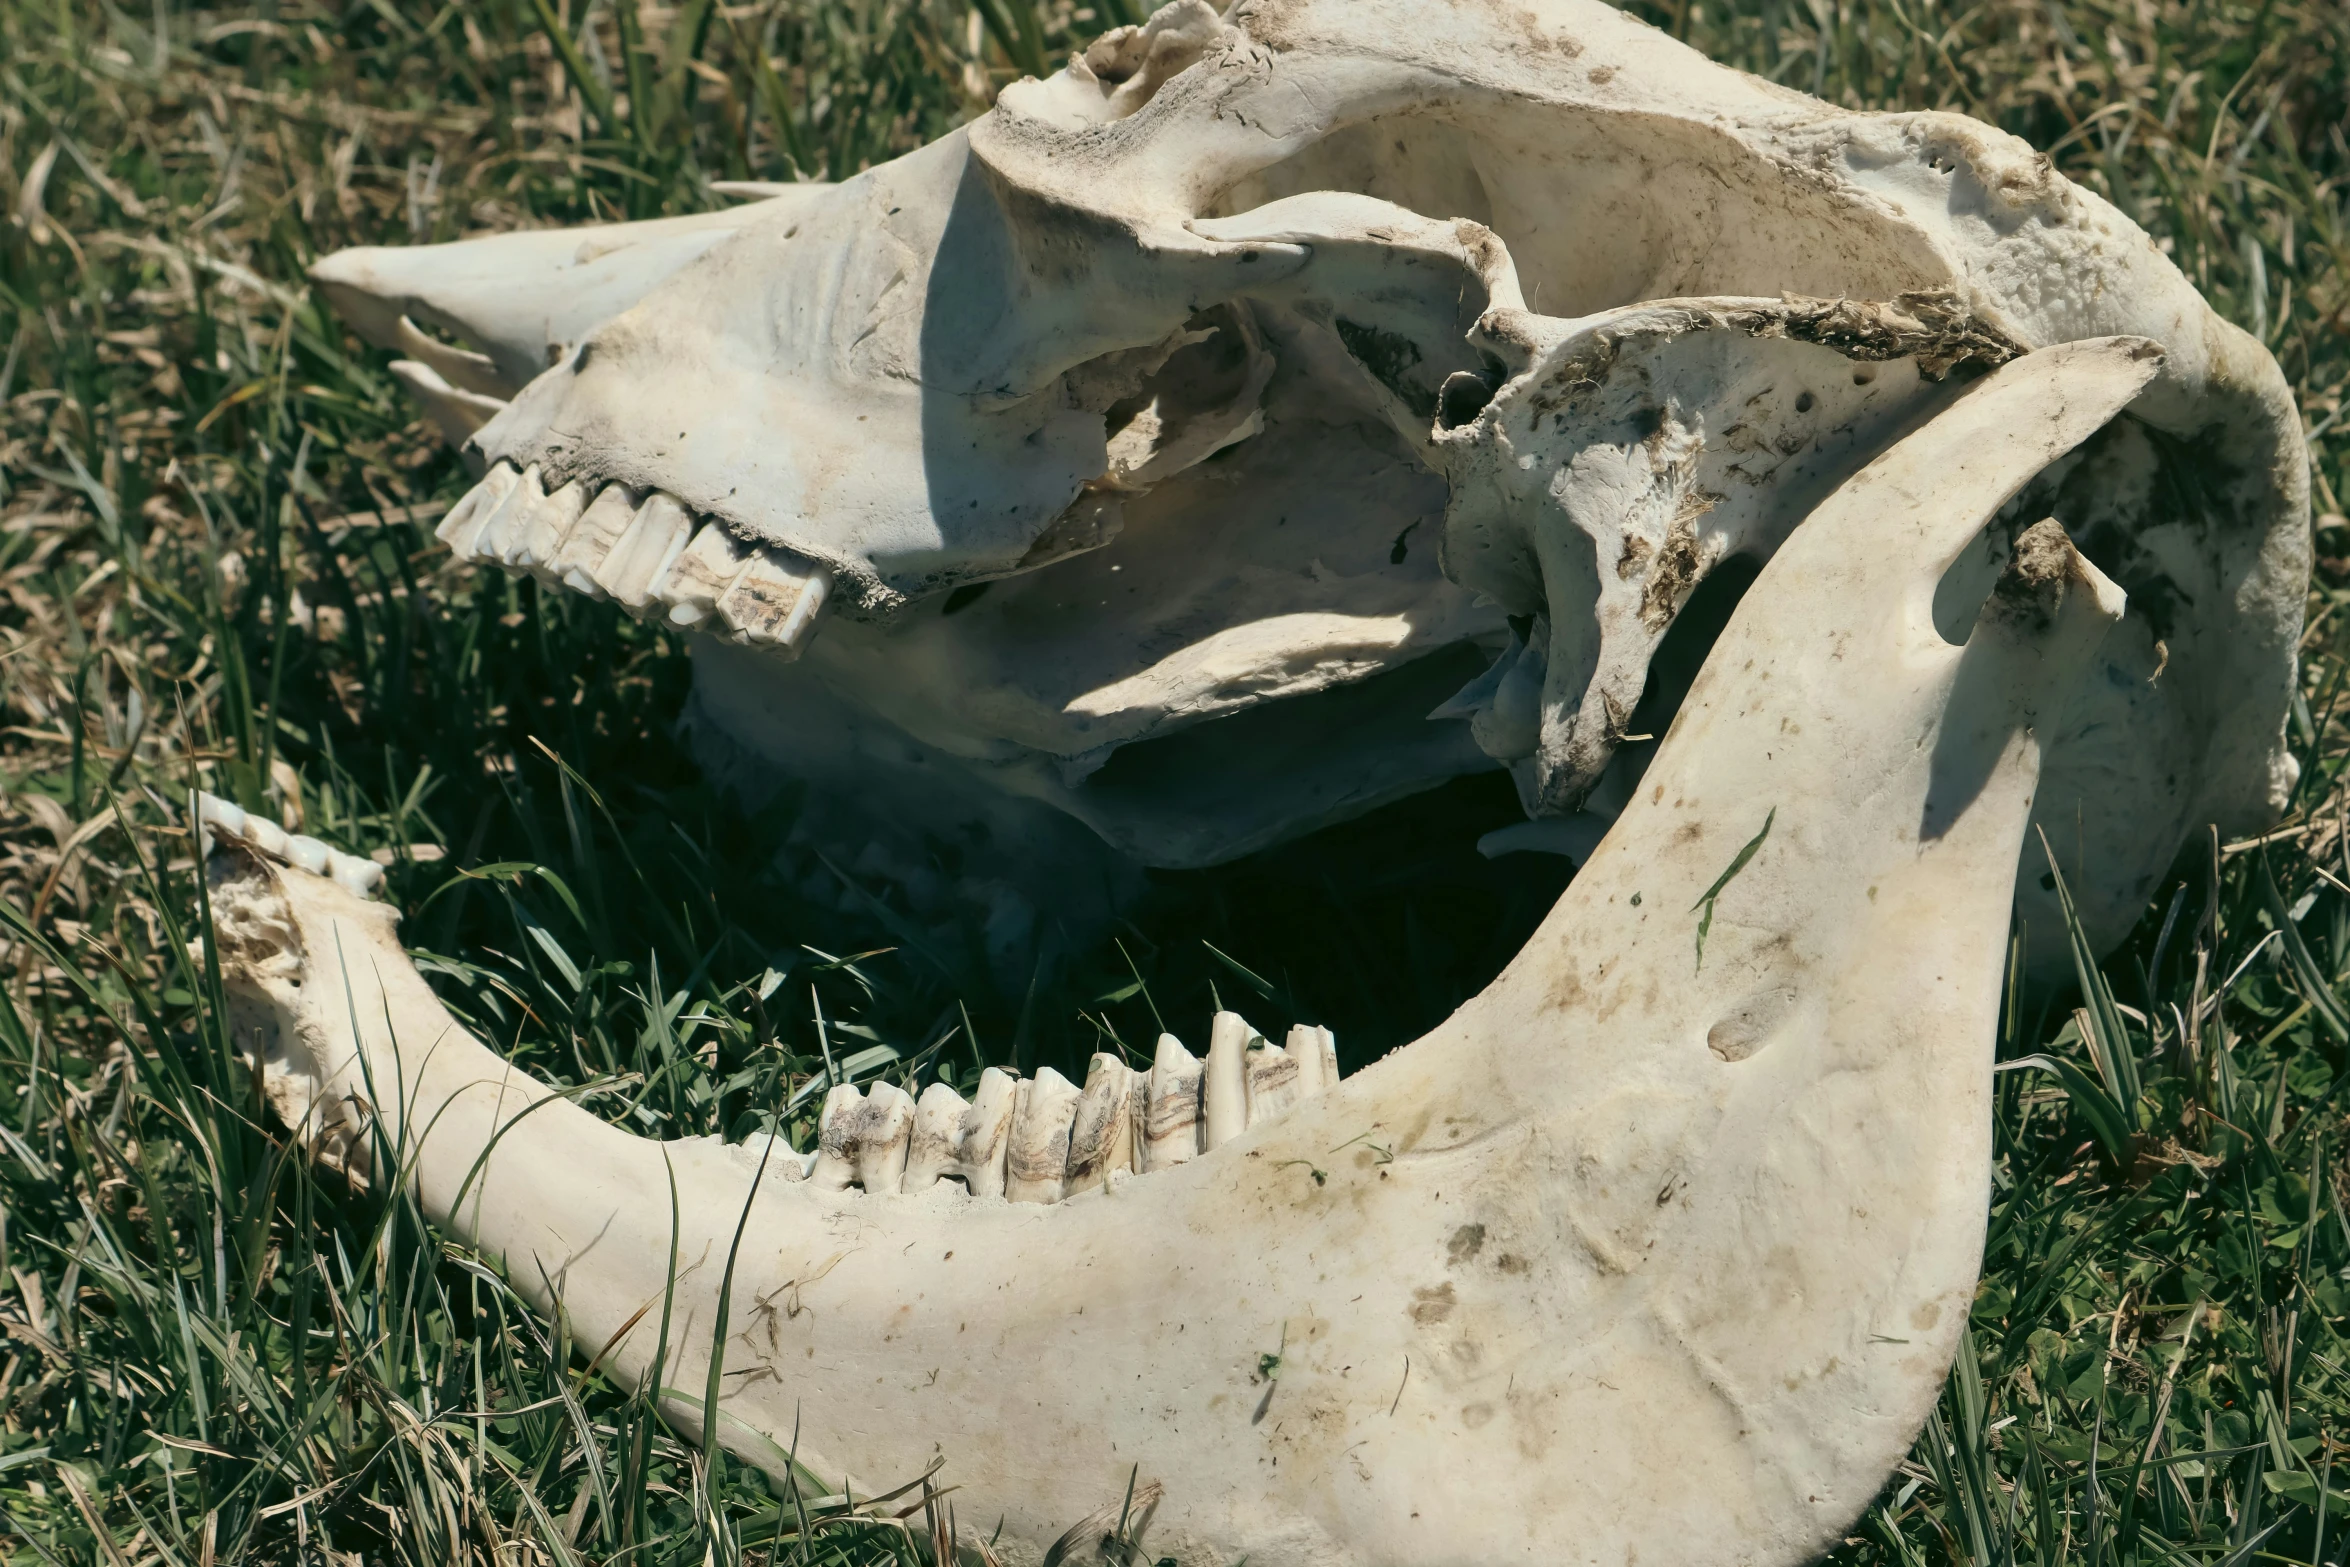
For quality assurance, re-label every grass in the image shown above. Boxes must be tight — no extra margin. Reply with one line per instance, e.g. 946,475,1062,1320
0,0,2344,1560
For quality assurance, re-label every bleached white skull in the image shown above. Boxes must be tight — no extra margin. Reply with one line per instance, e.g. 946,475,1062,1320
313,0,2305,961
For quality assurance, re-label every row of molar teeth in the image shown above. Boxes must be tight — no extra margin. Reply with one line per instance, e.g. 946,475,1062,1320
435,461,831,656
195,794,384,899
802,1012,1342,1203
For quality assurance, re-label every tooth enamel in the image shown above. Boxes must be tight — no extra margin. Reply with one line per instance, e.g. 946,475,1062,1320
659,522,755,627
811,1083,864,1191
854,1081,917,1196
1202,1012,1253,1150
1286,1024,1333,1097
1141,1032,1203,1171
1242,1038,1301,1127
1063,1054,1139,1192
716,549,830,655
329,852,385,898
595,492,696,610
953,1067,1019,1197
436,462,519,558
285,835,332,876
904,1081,969,1192
467,463,546,563
242,815,289,859
545,485,638,598
502,477,592,576
194,793,246,853
1005,1067,1081,1204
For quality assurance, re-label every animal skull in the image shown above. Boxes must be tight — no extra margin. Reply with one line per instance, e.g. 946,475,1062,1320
204,337,2166,1565
311,0,2306,964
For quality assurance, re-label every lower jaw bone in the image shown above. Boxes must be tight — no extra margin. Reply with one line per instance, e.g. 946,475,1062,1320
198,339,2149,1566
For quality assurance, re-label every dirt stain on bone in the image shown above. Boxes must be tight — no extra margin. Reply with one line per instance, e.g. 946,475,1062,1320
1410,1284,1458,1325
1447,1224,1488,1264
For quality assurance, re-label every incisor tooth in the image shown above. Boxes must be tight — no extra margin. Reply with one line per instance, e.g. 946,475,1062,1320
660,523,754,627
1142,1033,1203,1171
855,1082,917,1196
811,1083,863,1191
1203,1012,1253,1149
437,462,519,558
1006,1068,1081,1204
954,1067,1019,1197
595,492,695,610
1064,1055,1138,1192
1243,1039,1300,1127
904,1082,968,1192
546,485,638,598
716,549,830,655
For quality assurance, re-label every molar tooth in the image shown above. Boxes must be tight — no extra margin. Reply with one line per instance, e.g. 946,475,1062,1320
1064,1054,1138,1193
659,523,755,628
904,1082,969,1192
953,1067,1019,1198
468,464,546,563
285,835,333,877
1314,1026,1341,1087
812,1083,864,1191
1243,1038,1301,1127
1005,1067,1081,1204
436,462,520,559
1203,1012,1255,1149
593,492,695,611
194,792,245,853
243,815,290,860
855,1082,917,1196
328,851,385,899
1286,1025,1329,1097
545,485,638,598
716,548,831,656
503,478,592,576
1142,1033,1203,1171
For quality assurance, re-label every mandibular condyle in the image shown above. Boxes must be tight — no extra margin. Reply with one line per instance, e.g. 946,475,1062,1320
223,0,2305,1560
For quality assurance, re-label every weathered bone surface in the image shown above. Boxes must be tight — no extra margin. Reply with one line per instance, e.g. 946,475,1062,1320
312,0,2306,965
203,341,2154,1564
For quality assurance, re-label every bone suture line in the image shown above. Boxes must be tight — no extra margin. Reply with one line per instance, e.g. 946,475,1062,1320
194,790,1336,1205
437,460,833,657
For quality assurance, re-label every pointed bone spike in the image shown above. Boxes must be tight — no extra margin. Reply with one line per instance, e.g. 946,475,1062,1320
1064,1054,1137,1193
1202,1012,1252,1149
594,492,696,611
904,1082,968,1193
716,549,830,655
855,1082,917,1196
388,360,507,447
394,314,516,400
953,1067,1019,1198
1005,1068,1081,1204
1243,1039,1301,1126
545,485,638,598
437,462,519,558
661,522,755,628
810,1083,863,1191
1140,1033,1202,1172
1286,1024,1329,1097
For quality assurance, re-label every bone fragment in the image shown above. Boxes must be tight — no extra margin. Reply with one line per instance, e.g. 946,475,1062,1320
854,1081,917,1196
953,1067,1019,1197
903,1081,968,1193
1140,1033,1203,1172
436,461,518,558
595,492,696,610
1005,1067,1081,1204
545,484,638,598
1064,1054,1138,1192
661,523,755,627
1202,1012,1253,1149
1243,1038,1301,1127
810,1083,864,1191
